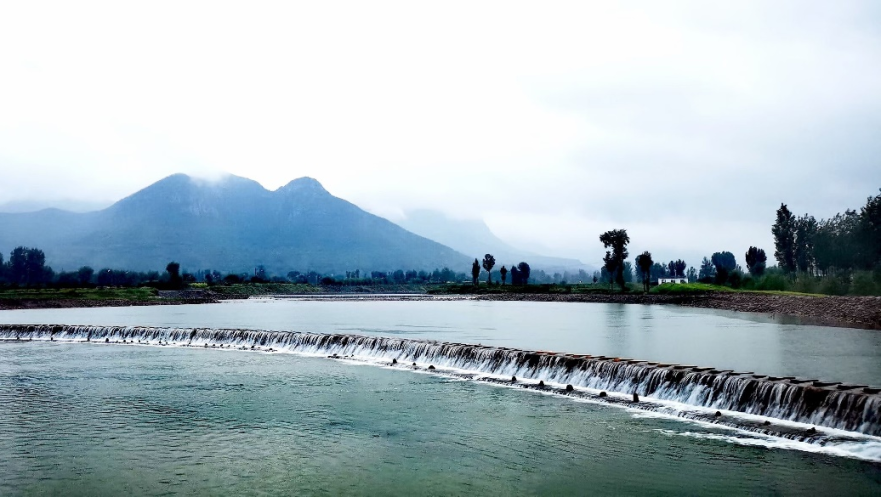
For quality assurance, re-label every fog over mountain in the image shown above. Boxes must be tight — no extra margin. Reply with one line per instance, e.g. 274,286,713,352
396,210,594,274
0,174,472,275
2,3,880,268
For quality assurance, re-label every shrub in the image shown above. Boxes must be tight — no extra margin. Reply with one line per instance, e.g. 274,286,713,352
851,271,878,296
755,274,786,291
818,275,848,296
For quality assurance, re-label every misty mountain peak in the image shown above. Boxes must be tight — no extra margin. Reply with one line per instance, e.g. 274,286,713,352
278,177,329,195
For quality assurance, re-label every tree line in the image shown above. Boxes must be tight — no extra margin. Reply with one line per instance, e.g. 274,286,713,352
0,247,473,289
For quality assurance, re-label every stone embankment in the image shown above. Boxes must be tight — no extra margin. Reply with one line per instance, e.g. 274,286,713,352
475,293,881,330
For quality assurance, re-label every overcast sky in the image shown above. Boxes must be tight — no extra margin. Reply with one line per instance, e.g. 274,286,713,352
1,1,879,267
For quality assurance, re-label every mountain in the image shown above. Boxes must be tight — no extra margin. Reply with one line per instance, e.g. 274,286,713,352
396,210,594,274
0,174,472,274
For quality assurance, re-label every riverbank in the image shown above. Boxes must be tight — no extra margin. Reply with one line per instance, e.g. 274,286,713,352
0,287,219,310
474,292,881,330
2,286,879,331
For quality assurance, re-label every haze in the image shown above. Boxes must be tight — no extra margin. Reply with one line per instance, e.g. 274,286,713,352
1,1,879,267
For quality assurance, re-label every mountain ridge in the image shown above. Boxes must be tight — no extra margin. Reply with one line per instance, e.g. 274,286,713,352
0,174,472,274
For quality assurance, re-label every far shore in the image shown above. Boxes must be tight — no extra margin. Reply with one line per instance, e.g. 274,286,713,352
1,289,878,331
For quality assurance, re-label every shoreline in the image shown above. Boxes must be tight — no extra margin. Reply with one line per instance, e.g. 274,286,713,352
1,291,878,330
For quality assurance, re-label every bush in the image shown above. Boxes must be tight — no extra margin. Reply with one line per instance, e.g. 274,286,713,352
851,271,878,296
727,271,743,289
818,275,848,296
790,274,819,294
755,274,786,291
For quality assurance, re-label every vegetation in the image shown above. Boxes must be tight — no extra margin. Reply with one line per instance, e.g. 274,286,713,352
650,283,734,295
482,254,495,285
599,229,630,291
745,247,767,277
635,251,652,293
1,188,879,300
0,287,158,301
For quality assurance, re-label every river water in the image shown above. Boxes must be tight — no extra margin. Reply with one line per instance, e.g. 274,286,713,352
1,299,879,494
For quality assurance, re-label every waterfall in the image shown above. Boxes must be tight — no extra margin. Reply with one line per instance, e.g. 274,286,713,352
2,323,879,437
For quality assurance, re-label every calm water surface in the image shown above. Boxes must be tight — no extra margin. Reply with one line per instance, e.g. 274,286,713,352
1,342,879,496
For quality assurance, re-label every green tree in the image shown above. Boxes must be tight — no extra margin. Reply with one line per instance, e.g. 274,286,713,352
602,251,616,290
77,266,94,286
674,259,687,277
745,247,767,277
858,189,881,268
635,251,653,292
166,261,183,288
772,203,796,273
517,262,531,285
711,251,737,284
599,229,630,291
698,257,715,280
499,265,508,285
794,214,818,273
471,259,480,286
482,254,496,284
8,247,50,287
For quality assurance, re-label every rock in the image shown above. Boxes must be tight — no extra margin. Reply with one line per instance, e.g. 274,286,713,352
412,362,417,366
598,391,608,398
392,358,397,364
807,427,817,435
428,365,436,370
763,420,771,426
565,384,574,392
105,338,109,343
714,411,722,417
511,376,517,382
632,393,639,402
538,381,545,387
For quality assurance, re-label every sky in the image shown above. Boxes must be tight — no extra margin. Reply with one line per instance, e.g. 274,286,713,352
1,1,880,268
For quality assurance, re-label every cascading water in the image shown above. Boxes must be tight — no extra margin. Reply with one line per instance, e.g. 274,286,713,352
2,324,879,439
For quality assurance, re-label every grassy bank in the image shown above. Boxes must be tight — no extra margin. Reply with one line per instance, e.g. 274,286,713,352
0,287,159,301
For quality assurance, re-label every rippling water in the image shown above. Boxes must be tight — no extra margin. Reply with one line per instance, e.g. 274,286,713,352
1,342,879,495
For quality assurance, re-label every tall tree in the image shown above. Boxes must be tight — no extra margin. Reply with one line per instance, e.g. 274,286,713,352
517,262,531,285
622,261,633,283
711,251,737,285
858,189,881,268
772,203,796,273
686,266,698,282
8,247,50,286
77,266,95,286
482,254,496,284
166,261,183,288
599,229,630,291
698,257,716,280
471,259,480,286
602,251,616,291
674,259,687,277
794,214,818,273
499,266,508,285
511,265,521,285
635,251,653,292
745,247,767,277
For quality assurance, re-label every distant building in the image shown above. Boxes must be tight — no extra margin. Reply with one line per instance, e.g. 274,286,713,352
658,276,688,285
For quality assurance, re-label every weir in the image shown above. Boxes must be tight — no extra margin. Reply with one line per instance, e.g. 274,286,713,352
2,324,879,437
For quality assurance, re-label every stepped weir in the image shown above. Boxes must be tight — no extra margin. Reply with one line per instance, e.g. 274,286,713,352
2,324,879,437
